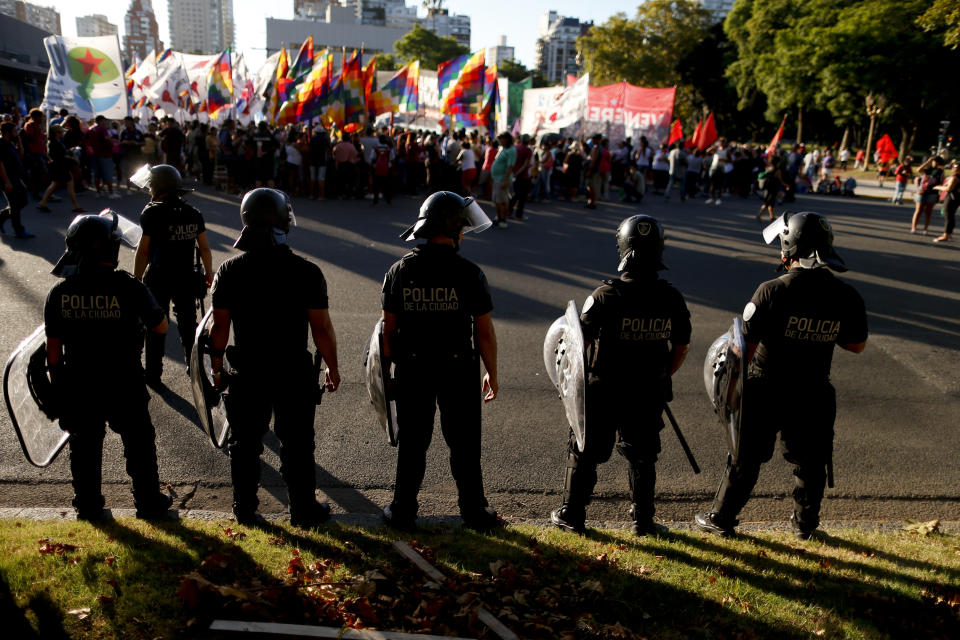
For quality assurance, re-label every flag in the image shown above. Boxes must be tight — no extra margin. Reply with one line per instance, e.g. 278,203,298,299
156,48,173,64
287,36,314,92
507,76,531,129
363,55,377,98
481,64,500,131
697,112,717,151
366,60,420,116
767,115,786,156
685,119,702,149
566,74,578,87
277,49,334,125
342,50,366,127
124,58,137,95
667,119,683,145
876,134,898,164
130,48,156,90
206,48,233,118
267,45,290,124
322,69,344,129
147,53,188,115
438,50,485,117
40,35,127,119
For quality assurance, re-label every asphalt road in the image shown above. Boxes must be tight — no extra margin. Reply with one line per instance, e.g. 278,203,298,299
1,182,958,525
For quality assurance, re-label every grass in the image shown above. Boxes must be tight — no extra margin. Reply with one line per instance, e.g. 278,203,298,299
1,517,958,639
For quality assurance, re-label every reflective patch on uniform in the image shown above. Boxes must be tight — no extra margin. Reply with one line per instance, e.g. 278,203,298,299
582,295,595,314
743,301,756,322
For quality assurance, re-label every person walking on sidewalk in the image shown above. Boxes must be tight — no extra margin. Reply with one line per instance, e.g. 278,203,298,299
892,157,913,205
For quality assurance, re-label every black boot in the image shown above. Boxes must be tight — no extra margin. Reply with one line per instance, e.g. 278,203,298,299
382,503,417,531
695,457,761,536
626,462,665,536
290,499,331,528
550,451,591,534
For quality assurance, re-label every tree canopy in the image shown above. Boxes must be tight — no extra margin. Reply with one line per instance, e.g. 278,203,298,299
393,24,468,71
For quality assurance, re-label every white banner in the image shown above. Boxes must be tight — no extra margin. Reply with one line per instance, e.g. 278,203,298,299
40,35,127,119
519,74,590,137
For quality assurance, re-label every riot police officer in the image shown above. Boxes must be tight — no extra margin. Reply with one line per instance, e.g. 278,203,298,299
695,211,868,539
209,188,340,527
45,210,172,520
133,165,212,386
551,215,691,536
381,191,501,531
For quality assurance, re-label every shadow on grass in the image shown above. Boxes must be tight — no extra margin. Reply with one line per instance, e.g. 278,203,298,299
0,567,70,639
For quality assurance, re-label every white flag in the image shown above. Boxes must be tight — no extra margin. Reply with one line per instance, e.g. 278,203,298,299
40,35,127,119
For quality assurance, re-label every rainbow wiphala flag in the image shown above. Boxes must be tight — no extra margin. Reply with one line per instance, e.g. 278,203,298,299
366,60,420,116
438,50,485,119
206,48,233,118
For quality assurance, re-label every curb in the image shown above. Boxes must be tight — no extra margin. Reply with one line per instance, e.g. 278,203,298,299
2,507,957,534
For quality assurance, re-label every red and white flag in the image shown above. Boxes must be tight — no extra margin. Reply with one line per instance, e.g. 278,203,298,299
767,116,786,156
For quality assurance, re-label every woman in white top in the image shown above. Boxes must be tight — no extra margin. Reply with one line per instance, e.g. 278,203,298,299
457,141,477,196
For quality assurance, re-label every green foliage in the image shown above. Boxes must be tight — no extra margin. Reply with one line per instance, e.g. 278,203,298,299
393,23,468,71
376,53,401,72
497,58,530,83
578,1,713,87
917,0,960,49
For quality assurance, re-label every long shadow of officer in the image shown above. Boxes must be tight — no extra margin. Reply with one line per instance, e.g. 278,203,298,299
45,210,173,520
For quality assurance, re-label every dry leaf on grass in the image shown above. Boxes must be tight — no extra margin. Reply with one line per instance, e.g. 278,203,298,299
902,519,941,536
67,608,91,620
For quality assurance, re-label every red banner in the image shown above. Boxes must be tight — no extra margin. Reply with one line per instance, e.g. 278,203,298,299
583,83,675,144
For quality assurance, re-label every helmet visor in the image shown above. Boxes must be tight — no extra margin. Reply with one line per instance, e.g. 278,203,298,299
129,164,152,190
462,199,492,234
762,213,789,245
114,213,143,248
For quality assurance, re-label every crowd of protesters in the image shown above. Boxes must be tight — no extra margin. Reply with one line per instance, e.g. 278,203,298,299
1,104,955,244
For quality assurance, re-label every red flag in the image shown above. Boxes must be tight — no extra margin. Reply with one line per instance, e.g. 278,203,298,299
697,112,718,151
875,134,898,164
566,74,578,87
767,116,786,156
667,120,683,145
685,120,702,149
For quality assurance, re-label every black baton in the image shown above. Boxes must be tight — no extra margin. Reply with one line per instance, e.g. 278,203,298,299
664,404,700,474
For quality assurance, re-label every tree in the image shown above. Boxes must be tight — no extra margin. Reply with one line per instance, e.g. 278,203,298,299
376,53,401,72
497,58,549,88
394,23,468,71
917,0,960,49
577,1,712,88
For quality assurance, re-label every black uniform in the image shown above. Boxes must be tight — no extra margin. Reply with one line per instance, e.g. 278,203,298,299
211,244,328,519
381,243,494,520
565,270,691,523
710,267,868,532
139,197,205,378
44,267,168,516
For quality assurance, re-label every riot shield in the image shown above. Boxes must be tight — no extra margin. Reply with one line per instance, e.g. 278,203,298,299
363,318,398,446
189,308,232,449
3,325,69,467
702,318,747,464
542,301,587,451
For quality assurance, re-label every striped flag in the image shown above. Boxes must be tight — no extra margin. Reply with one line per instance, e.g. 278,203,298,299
277,49,334,125
287,36,314,96
267,45,290,124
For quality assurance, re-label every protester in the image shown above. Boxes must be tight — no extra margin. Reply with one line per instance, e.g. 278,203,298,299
911,156,945,235
35,124,84,213
932,161,958,243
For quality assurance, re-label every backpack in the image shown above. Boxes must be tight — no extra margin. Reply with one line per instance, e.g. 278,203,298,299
374,147,390,176
919,170,942,194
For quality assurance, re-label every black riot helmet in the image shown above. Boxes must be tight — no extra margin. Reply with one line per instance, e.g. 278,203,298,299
765,211,846,272
51,209,127,277
616,214,666,271
149,164,184,197
234,188,295,251
400,191,492,245
240,188,294,232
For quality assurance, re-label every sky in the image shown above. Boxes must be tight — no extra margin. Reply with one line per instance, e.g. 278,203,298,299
47,0,632,71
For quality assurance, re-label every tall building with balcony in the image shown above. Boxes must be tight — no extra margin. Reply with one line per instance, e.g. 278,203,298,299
76,14,118,38
0,1,61,35
168,0,235,54
124,0,163,61
534,11,591,85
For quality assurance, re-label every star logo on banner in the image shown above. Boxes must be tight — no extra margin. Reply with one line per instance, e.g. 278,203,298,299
77,49,105,77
